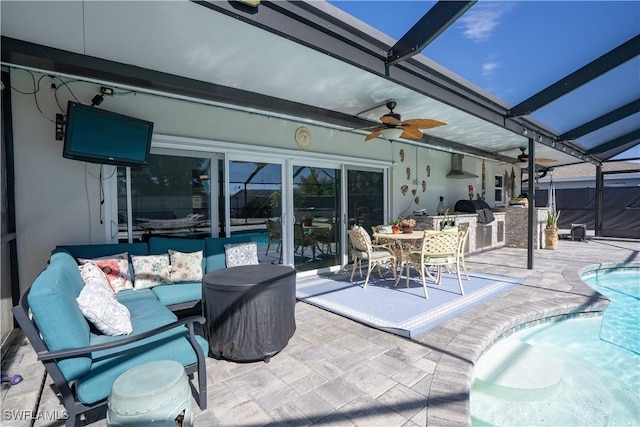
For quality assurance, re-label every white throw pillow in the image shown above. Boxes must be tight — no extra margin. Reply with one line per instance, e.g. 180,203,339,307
131,254,173,289
224,242,259,267
76,285,133,336
168,250,203,283
79,263,114,296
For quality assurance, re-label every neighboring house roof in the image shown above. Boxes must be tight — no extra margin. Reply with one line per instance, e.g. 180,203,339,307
538,161,640,181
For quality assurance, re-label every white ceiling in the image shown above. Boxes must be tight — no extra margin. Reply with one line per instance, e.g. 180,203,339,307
0,0,580,166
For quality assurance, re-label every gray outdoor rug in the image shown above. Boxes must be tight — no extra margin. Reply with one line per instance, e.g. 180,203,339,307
296,269,524,338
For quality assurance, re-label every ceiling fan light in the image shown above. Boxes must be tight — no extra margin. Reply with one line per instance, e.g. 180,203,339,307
379,128,404,140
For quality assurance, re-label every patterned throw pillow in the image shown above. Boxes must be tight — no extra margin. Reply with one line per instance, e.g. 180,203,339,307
131,254,173,289
224,242,259,267
78,253,133,293
76,285,132,336
168,250,203,283
79,263,114,295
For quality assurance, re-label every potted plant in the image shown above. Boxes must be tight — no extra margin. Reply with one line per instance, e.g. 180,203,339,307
301,215,314,226
544,210,561,249
398,218,416,233
389,218,401,234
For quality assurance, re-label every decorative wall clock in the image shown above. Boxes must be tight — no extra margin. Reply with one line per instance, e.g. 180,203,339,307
295,126,312,149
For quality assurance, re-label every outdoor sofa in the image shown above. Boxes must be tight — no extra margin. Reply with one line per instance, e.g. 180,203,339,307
12,234,252,426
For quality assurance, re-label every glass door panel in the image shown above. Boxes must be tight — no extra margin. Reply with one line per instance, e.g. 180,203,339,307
229,160,282,264
117,154,212,242
347,168,384,234
293,165,341,272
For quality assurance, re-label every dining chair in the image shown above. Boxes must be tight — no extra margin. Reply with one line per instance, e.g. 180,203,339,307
347,225,397,288
457,227,470,280
404,227,463,299
294,222,317,260
265,218,282,255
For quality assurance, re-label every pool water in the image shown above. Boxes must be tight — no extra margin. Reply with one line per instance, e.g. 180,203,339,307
470,265,640,426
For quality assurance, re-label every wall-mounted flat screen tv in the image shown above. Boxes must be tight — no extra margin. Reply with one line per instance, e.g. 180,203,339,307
63,101,154,167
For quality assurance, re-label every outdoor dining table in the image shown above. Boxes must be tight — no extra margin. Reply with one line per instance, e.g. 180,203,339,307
373,230,425,285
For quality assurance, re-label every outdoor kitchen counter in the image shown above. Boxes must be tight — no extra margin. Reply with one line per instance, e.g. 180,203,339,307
413,212,506,254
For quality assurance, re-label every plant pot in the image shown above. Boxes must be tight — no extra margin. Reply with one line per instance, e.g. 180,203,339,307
401,226,414,234
544,227,558,250
392,225,400,234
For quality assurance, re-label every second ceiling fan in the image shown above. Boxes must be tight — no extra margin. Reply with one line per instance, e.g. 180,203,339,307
355,100,446,141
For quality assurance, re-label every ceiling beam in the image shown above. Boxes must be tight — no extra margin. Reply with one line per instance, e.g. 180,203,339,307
0,36,374,130
507,34,640,118
587,129,640,155
559,99,640,140
385,1,476,67
2,37,505,162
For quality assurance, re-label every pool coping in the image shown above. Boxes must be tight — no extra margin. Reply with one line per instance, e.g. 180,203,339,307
421,252,613,426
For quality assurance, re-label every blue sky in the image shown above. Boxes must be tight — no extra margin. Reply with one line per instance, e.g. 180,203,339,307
328,1,640,139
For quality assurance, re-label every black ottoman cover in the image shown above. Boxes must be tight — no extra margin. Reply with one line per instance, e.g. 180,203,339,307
202,264,296,362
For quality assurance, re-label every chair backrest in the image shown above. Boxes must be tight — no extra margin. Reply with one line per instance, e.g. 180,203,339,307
457,227,469,254
419,228,459,257
267,218,282,238
347,226,372,254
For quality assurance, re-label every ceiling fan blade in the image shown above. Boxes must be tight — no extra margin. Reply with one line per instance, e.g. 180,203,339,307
400,128,423,139
341,124,385,132
364,130,383,141
402,118,446,129
380,115,402,126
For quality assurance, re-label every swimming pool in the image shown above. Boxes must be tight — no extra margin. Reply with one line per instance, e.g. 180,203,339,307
470,262,640,426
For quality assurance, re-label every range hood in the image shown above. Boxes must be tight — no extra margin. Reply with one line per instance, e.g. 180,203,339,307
446,154,479,179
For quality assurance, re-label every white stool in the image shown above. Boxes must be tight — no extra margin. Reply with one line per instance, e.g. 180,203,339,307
107,360,193,427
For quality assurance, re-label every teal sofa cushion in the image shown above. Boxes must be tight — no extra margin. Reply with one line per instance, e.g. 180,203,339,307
27,252,92,381
54,243,149,259
77,286,208,404
148,237,205,256
76,334,209,404
204,235,253,272
152,283,202,307
116,289,178,332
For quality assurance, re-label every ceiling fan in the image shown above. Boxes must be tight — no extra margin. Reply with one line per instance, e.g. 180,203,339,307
350,100,446,141
517,147,556,163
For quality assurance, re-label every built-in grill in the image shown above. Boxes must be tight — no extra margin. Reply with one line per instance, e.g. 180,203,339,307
454,200,495,224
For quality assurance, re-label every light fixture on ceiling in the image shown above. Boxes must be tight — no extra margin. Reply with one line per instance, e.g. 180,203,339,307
91,94,104,107
379,128,404,140
537,134,543,142
522,128,529,136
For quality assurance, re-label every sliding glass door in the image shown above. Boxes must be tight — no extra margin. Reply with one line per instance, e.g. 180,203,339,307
347,167,385,234
229,160,282,264
292,164,341,272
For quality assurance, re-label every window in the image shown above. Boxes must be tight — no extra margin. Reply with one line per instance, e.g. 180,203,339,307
494,175,504,204
118,154,212,242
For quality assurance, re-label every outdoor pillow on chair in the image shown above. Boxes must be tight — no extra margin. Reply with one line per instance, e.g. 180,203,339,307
224,242,259,267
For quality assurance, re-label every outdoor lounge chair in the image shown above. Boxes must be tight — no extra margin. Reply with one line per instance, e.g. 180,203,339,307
347,225,397,288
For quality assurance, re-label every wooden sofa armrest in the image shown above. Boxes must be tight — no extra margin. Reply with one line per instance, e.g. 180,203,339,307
37,315,205,361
